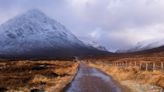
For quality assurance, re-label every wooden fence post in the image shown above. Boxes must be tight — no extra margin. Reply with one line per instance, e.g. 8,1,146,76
153,62,156,71
120,62,122,66
129,62,131,66
161,62,163,70
139,62,142,70
146,63,148,71
135,62,137,66
122,62,124,67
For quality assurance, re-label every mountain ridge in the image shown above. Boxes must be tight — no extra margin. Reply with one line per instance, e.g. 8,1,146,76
117,38,164,53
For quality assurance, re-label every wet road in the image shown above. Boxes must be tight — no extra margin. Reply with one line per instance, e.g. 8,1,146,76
66,62,125,92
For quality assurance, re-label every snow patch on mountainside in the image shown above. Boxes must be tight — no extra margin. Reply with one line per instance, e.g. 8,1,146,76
117,38,164,53
0,9,88,56
84,41,108,51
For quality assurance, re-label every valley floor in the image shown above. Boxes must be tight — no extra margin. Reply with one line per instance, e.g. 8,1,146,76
0,58,164,92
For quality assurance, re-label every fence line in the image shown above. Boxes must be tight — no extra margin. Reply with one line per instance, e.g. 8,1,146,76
109,61,164,71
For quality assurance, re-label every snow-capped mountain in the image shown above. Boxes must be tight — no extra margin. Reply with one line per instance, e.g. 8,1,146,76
86,41,108,51
117,38,164,53
0,9,108,59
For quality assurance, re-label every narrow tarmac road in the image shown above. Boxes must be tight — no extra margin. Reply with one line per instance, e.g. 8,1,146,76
66,62,129,92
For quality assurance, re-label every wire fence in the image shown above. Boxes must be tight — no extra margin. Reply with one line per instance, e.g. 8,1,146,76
108,61,164,71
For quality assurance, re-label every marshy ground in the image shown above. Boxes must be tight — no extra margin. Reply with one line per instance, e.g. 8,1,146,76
0,60,78,92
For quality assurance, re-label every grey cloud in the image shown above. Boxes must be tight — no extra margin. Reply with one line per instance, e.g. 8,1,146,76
0,0,164,52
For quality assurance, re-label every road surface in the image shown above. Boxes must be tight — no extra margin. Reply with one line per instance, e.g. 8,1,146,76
66,62,129,92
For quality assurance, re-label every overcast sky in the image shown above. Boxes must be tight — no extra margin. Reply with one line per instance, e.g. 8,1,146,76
0,0,164,52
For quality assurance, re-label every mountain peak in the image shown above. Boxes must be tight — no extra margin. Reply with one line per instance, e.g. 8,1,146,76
23,9,45,17
1,9,49,28
26,9,43,13
18,9,48,21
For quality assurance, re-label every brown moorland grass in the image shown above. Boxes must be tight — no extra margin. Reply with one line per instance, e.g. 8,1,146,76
0,60,79,92
87,58,164,92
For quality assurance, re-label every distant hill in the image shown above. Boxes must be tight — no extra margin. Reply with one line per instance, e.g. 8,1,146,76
117,39,164,53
